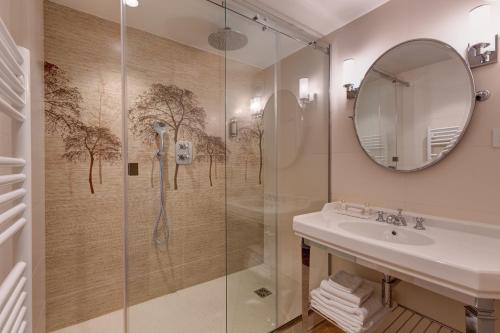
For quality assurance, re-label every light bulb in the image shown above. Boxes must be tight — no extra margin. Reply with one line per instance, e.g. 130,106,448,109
125,0,139,8
250,97,262,115
469,4,494,50
299,78,310,101
343,58,356,86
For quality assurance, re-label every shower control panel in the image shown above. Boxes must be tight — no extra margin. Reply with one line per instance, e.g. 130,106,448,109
176,141,192,165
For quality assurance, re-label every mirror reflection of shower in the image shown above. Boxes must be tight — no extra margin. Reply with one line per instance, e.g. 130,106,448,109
152,121,169,245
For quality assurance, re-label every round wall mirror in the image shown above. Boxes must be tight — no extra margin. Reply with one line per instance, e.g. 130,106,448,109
354,39,476,171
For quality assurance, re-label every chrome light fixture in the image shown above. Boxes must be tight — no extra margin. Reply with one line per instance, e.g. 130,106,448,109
229,118,238,137
468,4,498,68
343,58,359,99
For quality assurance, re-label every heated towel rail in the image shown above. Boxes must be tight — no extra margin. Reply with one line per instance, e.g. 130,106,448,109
360,134,386,164
0,18,32,333
427,126,461,162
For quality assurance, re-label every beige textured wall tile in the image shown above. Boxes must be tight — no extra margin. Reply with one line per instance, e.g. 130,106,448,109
45,2,264,330
46,281,123,332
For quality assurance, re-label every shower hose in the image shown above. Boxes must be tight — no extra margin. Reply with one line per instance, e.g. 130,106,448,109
153,150,169,245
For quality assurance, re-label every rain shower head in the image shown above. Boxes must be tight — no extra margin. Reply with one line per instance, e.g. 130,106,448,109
208,27,248,51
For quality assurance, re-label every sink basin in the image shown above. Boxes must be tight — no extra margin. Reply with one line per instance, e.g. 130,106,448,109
338,222,434,246
293,203,500,300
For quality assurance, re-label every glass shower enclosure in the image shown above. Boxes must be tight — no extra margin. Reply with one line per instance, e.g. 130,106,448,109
43,0,329,332
123,1,329,332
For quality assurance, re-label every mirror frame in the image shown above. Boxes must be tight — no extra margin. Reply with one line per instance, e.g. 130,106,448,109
353,38,477,172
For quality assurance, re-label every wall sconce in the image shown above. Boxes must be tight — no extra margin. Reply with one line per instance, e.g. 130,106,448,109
124,0,139,7
229,118,238,137
250,96,263,117
343,58,359,99
468,4,498,68
299,78,312,106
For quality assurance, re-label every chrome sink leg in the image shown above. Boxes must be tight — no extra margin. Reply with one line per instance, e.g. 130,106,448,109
465,299,495,333
301,238,311,332
382,275,400,308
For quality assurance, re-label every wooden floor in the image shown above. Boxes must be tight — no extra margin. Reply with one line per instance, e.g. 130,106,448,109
278,321,343,333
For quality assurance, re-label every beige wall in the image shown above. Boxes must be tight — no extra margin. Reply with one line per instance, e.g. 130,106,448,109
326,0,500,331
0,0,45,332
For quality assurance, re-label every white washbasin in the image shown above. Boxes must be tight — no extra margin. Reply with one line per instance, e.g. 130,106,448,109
293,203,500,301
338,222,434,246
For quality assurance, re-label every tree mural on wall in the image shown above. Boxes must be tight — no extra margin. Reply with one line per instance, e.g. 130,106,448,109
238,138,256,183
240,110,264,185
62,124,121,194
196,135,226,187
44,61,122,194
44,62,82,136
129,84,207,190
91,79,112,185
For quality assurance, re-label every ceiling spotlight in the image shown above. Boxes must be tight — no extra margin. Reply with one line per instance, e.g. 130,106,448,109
125,0,139,7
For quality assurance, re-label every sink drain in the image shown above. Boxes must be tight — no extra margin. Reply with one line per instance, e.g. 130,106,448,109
254,288,272,298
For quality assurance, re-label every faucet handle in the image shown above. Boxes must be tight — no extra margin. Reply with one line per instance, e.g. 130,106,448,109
414,217,425,230
376,211,385,222
397,208,407,226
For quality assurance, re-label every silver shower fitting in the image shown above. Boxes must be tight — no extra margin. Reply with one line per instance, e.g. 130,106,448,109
153,121,168,156
152,121,169,245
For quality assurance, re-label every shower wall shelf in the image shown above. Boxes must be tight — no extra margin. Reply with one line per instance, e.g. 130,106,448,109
0,18,32,333
294,203,500,333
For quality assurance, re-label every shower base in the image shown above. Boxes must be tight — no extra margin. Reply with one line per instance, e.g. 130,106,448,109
51,264,276,333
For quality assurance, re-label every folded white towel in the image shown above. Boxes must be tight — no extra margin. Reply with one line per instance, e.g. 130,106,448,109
320,280,373,306
328,271,363,293
311,299,388,333
311,289,383,324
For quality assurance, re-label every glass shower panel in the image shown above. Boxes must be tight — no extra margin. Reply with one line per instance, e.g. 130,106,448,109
124,1,227,332
274,41,330,326
224,9,279,333
224,7,329,332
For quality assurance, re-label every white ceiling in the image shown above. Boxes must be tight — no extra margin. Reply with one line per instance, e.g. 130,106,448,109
237,0,391,37
50,0,390,68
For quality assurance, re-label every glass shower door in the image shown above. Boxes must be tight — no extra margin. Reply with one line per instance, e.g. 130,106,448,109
123,1,330,332
123,1,227,331
224,8,279,333
225,5,330,332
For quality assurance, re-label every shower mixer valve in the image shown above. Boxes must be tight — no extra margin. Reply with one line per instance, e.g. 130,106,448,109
176,141,193,165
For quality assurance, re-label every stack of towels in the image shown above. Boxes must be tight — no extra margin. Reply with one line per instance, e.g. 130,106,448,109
311,271,388,333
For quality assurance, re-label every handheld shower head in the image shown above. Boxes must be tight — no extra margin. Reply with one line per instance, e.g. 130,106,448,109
153,121,168,154
153,121,167,135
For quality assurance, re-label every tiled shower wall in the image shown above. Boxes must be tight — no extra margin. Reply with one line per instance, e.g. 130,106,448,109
44,2,264,330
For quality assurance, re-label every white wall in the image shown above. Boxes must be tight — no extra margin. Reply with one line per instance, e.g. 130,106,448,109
0,0,45,332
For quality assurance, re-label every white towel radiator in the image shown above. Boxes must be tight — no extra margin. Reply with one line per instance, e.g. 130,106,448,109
427,126,461,162
359,134,386,164
0,18,32,333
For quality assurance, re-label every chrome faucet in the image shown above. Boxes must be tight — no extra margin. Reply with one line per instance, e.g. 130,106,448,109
376,211,385,222
396,208,407,226
385,214,402,226
414,217,425,230
376,209,408,227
